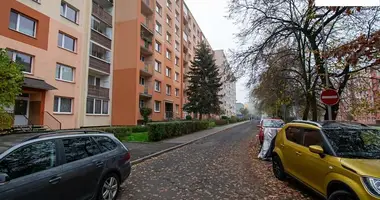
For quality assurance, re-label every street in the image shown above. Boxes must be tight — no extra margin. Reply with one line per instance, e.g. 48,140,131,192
118,122,317,200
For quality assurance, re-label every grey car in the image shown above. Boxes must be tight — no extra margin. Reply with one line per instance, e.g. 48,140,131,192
0,131,131,200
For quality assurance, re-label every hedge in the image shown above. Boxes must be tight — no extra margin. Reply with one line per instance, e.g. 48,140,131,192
214,119,228,126
97,127,131,141
147,121,210,141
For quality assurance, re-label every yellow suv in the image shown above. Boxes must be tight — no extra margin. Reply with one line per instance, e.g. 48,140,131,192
272,120,380,200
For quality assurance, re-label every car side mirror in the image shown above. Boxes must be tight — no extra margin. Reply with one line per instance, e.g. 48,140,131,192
0,173,10,186
309,145,324,155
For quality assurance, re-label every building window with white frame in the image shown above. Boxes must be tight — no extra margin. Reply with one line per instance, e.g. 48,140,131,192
154,80,161,92
175,56,179,66
175,41,179,51
166,85,171,95
58,32,76,52
154,101,161,112
175,10,179,21
183,32,188,42
175,104,179,114
175,25,179,36
166,49,171,60
155,21,162,34
54,96,73,114
9,11,37,37
155,40,162,53
154,60,161,72
56,63,74,82
175,72,179,81
166,0,172,10
90,42,111,62
175,88,179,96
166,32,172,43
60,1,78,23
91,16,112,39
156,3,162,16
86,97,109,115
166,67,171,77
7,50,33,73
139,77,145,85
88,75,101,86
166,15,172,26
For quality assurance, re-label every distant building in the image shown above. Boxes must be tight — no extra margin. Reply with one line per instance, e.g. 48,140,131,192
214,50,236,117
236,103,244,114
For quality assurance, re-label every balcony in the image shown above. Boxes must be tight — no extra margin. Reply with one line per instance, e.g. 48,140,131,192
140,62,153,77
88,85,110,99
89,56,110,74
141,17,154,35
139,84,152,99
183,40,188,53
140,39,153,56
91,30,112,49
183,13,189,25
92,2,113,26
93,0,113,9
183,53,189,63
141,0,154,15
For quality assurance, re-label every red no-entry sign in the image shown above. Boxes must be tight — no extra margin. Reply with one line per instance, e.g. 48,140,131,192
321,89,339,106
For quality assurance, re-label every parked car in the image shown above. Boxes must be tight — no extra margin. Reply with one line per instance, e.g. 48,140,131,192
0,131,131,200
257,118,285,145
272,120,380,200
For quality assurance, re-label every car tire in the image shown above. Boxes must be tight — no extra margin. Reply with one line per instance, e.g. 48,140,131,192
272,155,286,181
328,190,358,200
97,173,120,200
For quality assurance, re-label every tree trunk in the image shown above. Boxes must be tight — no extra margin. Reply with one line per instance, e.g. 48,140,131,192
311,91,318,121
199,113,203,120
302,100,310,120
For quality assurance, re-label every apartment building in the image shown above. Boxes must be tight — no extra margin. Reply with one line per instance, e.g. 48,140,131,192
214,50,236,117
0,0,114,129
112,0,212,125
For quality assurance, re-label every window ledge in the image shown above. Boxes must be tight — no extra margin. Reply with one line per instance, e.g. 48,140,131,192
56,78,75,84
58,46,77,54
9,28,36,39
86,114,110,116
60,15,79,26
154,111,160,113
53,112,73,115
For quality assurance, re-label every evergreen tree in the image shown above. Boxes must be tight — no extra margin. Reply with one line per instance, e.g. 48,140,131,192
184,42,223,119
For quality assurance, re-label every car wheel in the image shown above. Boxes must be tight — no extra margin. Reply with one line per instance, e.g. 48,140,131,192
272,155,286,181
98,173,120,200
328,190,358,200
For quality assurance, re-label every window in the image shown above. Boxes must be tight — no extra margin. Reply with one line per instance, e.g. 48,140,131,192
58,32,76,52
166,15,172,26
166,67,171,77
155,3,162,16
92,136,117,152
139,77,145,85
54,96,73,113
90,42,111,62
183,32,188,42
32,0,40,3
175,10,179,21
9,11,36,37
193,35,196,42
166,32,172,43
166,85,171,95
166,49,171,60
139,100,145,108
91,17,112,38
154,60,161,72
175,88,179,96
154,101,161,112
60,2,78,23
155,40,162,52
0,141,57,180
285,127,303,145
154,80,161,92
86,98,109,115
155,21,162,34
62,137,101,163
56,63,74,82
303,129,324,147
7,50,33,73
88,75,101,86
166,0,172,10
175,25,179,36
175,72,179,81
175,41,179,51
175,56,179,66
176,104,179,114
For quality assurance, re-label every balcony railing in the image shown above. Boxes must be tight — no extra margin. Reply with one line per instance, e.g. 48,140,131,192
89,56,111,74
92,2,113,26
141,0,154,15
140,84,152,98
94,0,113,9
140,62,153,76
91,30,112,49
88,85,110,99
141,17,154,34
165,111,174,119
140,39,153,55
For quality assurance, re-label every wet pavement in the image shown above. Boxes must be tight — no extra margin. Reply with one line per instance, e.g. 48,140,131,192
118,122,318,200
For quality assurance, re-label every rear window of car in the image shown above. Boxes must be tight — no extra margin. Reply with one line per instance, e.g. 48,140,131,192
93,136,118,152
263,119,284,128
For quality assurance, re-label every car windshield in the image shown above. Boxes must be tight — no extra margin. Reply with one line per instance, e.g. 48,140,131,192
323,128,380,159
263,120,284,128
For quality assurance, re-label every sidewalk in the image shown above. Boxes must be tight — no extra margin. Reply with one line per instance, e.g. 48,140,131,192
125,121,248,162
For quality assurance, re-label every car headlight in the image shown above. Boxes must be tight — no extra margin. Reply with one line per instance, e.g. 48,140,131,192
363,177,380,197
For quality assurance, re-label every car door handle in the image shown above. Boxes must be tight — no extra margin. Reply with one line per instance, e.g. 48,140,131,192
92,160,104,167
49,176,61,184
295,151,302,156
280,144,285,147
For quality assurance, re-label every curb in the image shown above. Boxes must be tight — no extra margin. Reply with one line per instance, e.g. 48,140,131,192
130,121,249,165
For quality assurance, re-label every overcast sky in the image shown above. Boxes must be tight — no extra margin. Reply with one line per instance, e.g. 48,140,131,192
185,0,250,104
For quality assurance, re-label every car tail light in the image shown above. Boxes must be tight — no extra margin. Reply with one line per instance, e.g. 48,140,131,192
123,152,131,161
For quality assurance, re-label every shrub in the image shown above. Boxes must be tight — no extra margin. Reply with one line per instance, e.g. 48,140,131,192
230,116,237,123
148,120,211,141
98,127,131,141
131,125,148,133
221,116,229,120
185,115,192,120
214,119,228,126
208,121,216,128
140,107,152,124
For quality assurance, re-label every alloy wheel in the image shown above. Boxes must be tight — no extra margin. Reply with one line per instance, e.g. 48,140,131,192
102,177,118,200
